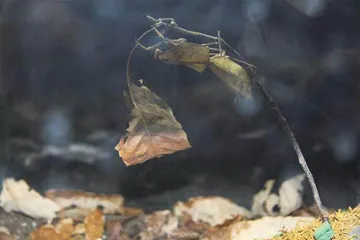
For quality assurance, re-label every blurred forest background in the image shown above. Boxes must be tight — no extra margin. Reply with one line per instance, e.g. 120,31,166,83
1,0,359,211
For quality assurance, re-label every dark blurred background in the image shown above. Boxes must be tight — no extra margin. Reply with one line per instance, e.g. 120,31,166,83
1,0,359,211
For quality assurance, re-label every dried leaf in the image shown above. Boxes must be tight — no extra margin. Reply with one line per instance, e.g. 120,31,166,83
30,218,78,240
174,196,251,227
123,207,144,217
156,41,210,73
0,178,60,220
209,55,252,99
139,210,178,240
30,224,63,240
0,227,13,240
56,218,75,239
45,190,124,215
116,82,191,166
84,209,104,240
73,223,86,235
56,208,93,222
200,217,246,240
168,228,201,240
106,221,130,240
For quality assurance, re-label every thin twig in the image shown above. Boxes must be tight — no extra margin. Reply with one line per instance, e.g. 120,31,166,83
146,15,256,69
201,42,219,46
217,30,222,54
254,76,330,223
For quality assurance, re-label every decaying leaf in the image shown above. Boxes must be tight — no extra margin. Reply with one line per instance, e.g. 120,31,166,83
200,216,246,240
30,224,63,240
116,81,191,166
123,207,144,217
200,215,314,240
45,190,124,215
106,220,130,240
56,218,75,239
0,178,60,220
84,209,105,240
139,210,178,240
156,41,210,73
209,55,252,99
168,228,201,240
30,218,78,240
174,196,251,227
0,227,13,240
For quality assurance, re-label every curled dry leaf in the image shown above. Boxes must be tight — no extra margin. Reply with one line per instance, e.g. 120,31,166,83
156,41,210,73
174,196,251,227
209,55,252,99
84,209,105,240
45,189,124,215
116,82,191,166
0,178,60,220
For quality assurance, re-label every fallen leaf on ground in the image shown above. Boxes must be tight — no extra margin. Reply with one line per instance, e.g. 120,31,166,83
123,207,144,217
116,82,191,166
232,216,314,240
30,218,79,240
209,55,252,99
45,189,124,215
201,216,246,240
106,220,130,240
0,227,13,240
156,41,210,73
30,224,63,240
174,196,251,227
56,218,75,239
56,207,93,221
0,178,60,220
139,210,178,240
84,209,104,240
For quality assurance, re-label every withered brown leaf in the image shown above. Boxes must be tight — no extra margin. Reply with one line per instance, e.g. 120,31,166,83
84,209,104,240
156,41,210,73
30,225,63,240
209,55,252,99
116,81,191,166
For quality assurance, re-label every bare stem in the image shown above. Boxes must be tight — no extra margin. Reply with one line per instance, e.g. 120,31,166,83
254,77,330,222
217,30,222,54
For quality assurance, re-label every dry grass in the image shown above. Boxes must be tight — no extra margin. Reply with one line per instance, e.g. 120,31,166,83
272,206,360,240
